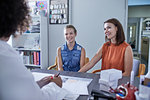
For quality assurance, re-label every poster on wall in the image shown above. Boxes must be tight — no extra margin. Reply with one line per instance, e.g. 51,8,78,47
37,1,47,10
49,0,69,24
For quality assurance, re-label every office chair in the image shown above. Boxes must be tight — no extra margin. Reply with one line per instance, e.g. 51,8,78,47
131,59,146,77
47,57,89,70
137,64,146,77
132,59,140,77
92,58,146,77
47,57,58,70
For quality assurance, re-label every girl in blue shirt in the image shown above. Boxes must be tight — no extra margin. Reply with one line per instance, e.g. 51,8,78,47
57,25,86,72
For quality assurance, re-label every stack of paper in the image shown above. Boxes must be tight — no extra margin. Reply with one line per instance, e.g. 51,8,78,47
99,69,122,91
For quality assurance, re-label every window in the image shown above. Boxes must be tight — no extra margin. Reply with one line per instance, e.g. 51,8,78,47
127,18,140,51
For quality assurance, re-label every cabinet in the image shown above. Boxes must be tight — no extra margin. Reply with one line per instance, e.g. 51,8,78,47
141,36,149,62
12,0,48,69
141,18,150,71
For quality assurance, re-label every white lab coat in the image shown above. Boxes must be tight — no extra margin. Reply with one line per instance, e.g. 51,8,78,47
0,40,64,100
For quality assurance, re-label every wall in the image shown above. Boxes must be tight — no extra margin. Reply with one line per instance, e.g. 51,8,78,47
128,0,150,6
48,0,127,72
128,6,150,18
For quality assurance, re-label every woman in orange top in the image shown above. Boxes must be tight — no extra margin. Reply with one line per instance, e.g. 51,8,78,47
79,18,133,76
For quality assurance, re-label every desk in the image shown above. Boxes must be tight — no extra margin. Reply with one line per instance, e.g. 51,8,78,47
32,69,139,100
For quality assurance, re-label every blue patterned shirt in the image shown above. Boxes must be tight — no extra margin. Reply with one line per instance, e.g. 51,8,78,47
61,42,82,72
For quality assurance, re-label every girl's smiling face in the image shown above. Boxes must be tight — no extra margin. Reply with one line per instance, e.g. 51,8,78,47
64,28,76,44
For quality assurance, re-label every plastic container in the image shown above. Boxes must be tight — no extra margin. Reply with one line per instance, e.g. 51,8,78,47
135,91,149,100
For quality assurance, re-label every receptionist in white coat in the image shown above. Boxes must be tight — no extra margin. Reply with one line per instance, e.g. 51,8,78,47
0,0,64,100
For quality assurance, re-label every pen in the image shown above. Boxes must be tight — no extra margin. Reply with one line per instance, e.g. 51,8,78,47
55,73,60,77
109,87,125,96
50,73,60,80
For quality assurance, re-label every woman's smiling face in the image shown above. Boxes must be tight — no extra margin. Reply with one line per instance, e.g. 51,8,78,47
104,22,118,41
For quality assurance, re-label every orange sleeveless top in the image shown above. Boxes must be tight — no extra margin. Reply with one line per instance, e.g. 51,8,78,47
101,41,129,72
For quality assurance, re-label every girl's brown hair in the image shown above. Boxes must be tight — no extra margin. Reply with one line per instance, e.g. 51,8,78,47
65,25,77,34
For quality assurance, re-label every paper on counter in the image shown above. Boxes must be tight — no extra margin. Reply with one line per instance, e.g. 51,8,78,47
32,72,92,96
62,76,92,95
32,72,53,81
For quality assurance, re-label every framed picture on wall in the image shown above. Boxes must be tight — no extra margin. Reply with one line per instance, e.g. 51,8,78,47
49,0,69,24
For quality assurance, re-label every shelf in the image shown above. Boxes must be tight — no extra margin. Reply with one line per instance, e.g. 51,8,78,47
25,64,41,68
11,1,48,69
31,15,40,18
142,30,150,36
22,33,40,34
143,30,150,32
15,48,41,51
